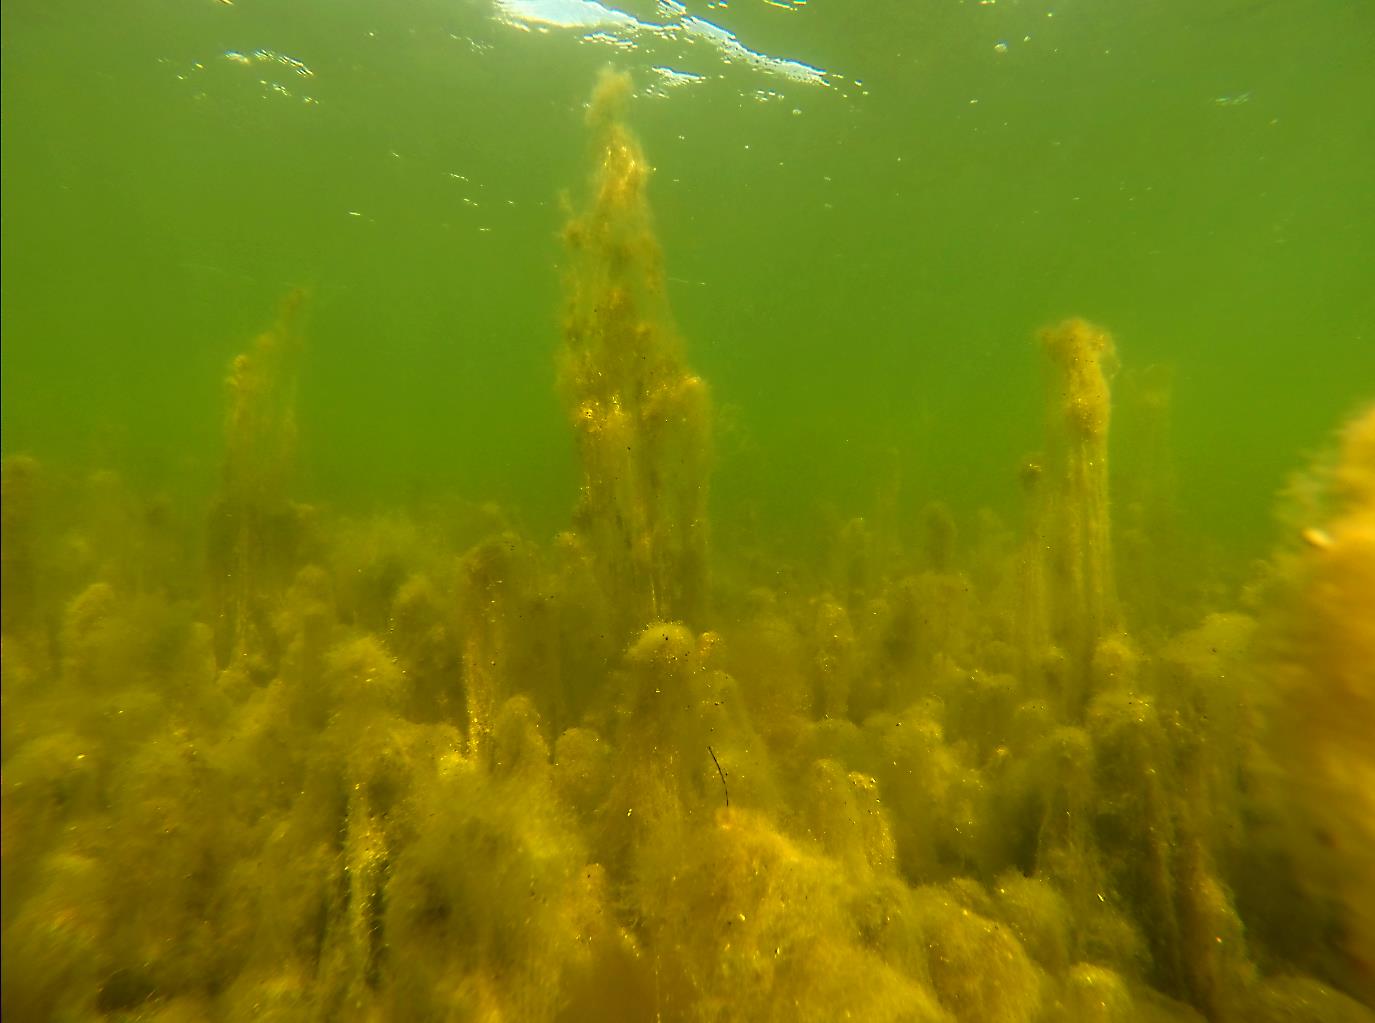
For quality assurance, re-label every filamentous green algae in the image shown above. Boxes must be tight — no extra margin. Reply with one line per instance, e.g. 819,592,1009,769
3,70,1374,1023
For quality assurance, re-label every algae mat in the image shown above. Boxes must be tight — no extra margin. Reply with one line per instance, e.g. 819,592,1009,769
3,2,1374,1020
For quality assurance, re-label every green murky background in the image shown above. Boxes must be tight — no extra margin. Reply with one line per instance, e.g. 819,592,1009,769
5,0,1372,550
5,4,1375,1021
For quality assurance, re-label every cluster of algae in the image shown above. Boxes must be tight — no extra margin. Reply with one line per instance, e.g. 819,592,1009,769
2,70,1373,1023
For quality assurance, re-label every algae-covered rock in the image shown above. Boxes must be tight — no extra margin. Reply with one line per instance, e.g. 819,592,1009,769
1060,963,1135,1023
638,809,950,1023
1250,975,1375,1023
913,882,1045,1023
991,871,1073,976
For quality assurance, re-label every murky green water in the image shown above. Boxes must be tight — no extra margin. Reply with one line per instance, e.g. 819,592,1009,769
3,2,1374,1021
5,0,1372,540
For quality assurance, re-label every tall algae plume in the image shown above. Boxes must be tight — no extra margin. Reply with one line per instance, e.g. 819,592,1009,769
560,69,711,634
1261,405,1375,1005
208,287,311,677
1035,317,1122,717
3,72,1374,1023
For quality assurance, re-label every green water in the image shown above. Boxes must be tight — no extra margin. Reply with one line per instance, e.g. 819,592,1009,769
5,0,1372,545
5,3,1375,1022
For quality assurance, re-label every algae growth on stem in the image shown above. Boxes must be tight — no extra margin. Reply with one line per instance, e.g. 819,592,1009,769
561,69,711,638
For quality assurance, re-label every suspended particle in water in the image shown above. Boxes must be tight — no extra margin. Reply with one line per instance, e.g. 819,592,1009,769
994,40,1009,54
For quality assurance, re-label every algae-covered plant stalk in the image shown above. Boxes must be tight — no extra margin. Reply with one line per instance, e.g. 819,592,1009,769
3,68,1375,1023
561,69,712,637
209,287,310,677
1037,317,1121,718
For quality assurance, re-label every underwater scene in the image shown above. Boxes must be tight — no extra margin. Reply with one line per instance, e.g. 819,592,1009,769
3,0,1375,1020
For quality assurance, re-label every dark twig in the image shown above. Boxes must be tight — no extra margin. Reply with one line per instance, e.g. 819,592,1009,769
708,746,729,807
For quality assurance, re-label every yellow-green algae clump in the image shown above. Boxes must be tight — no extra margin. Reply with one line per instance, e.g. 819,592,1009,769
2,70,1373,1023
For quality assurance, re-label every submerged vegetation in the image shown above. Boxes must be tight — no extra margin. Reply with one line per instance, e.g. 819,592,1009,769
2,71,1373,1023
